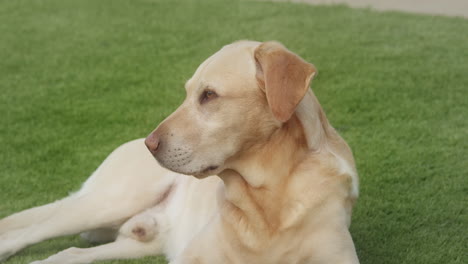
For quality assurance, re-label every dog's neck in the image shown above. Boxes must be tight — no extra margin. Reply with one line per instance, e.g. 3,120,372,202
217,115,318,248
224,115,310,187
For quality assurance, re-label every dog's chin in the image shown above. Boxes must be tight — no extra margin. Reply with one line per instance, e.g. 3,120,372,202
180,164,222,179
191,165,222,179
153,157,222,178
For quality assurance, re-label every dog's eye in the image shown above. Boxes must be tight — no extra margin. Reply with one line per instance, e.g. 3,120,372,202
200,90,218,104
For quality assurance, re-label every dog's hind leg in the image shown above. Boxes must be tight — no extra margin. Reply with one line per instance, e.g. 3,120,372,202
0,139,175,261
29,237,165,264
0,194,123,261
30,204,170,264
0,199,69,235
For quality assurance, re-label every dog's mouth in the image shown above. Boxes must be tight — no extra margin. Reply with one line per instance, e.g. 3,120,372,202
155,155,220,177
202,165,219,173
190,165,220,178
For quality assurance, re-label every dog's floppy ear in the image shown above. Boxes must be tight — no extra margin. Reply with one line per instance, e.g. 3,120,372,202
255,42,317,123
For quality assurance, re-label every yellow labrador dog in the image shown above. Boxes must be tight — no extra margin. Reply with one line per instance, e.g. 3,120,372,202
0,41,359,264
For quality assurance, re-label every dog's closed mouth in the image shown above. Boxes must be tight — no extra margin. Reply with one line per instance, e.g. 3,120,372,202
202,166,219,173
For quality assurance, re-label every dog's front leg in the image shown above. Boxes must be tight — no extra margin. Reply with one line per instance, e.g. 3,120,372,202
305,228,360,264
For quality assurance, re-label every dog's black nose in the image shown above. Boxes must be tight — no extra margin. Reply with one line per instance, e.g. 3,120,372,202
145,133,160,155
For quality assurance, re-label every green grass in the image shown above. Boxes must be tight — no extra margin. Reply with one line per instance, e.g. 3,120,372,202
1,0,467,263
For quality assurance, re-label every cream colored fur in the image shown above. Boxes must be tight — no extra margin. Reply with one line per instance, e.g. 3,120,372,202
0,41,359,264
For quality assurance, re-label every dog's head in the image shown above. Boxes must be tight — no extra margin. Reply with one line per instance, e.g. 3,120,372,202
145,41,317,178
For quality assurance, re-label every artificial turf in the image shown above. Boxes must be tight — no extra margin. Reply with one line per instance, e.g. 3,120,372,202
0,0,467,263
